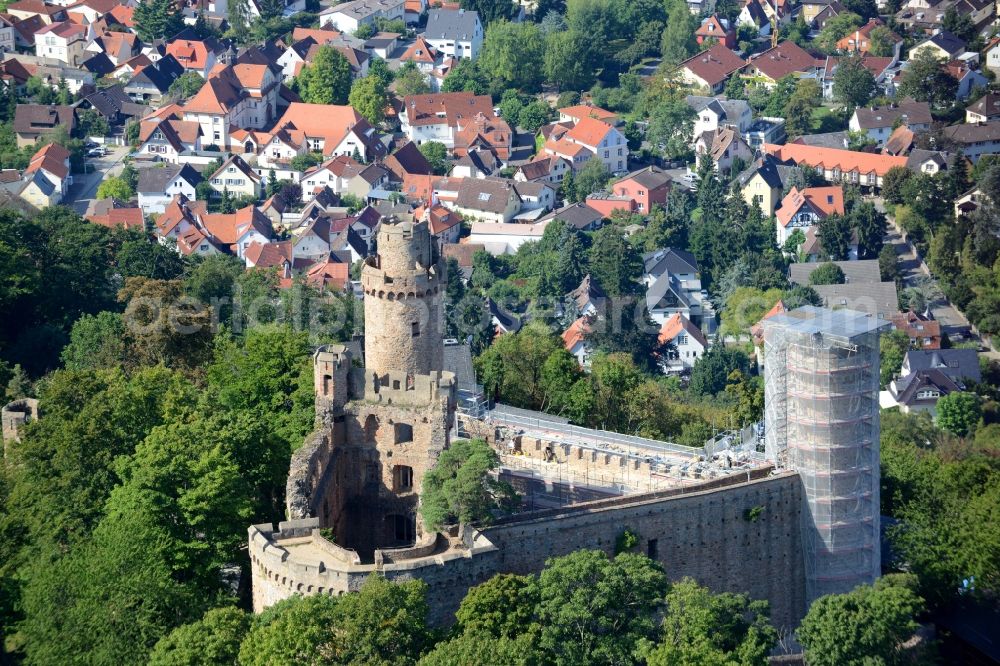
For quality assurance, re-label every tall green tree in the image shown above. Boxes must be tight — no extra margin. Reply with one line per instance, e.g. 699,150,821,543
460,0,517,25
348,75,389,125
295,46,352,105
897,49,958,106
643,578,777,665
421,438,519,530
833,53,877,109
853,200,886,259
588,224,642,296
537,550,668,665
544,30,596,91
133,0,184,41
478,20,545,93
936,391,982,436
149,607,251,666
660,0,697,64
817,213,853,260
798,575,924,666
239,576,430,666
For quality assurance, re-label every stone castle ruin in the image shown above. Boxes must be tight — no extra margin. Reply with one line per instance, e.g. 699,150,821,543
249,217,887,630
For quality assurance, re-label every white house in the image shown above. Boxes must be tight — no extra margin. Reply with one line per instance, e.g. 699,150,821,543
848,101,932,146
686,95,753,140
774,186,845,245
424,8,483,60
137,164,203,215
318,0,404,33
658,313,709,374
34,20,88,67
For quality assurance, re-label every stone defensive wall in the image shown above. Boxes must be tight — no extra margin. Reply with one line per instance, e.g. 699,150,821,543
251,468,807,629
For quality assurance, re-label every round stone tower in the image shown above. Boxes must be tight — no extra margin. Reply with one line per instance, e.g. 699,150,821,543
361,216,446,376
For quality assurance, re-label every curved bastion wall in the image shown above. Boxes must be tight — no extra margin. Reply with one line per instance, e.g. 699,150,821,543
250,468,807,629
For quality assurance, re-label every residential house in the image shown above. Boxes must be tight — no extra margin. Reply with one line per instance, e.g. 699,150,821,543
18,141,70,206
801,0,844,26
737,0,772,34
77,83,145,126
137,111,202,162
848,100,932,146
811,281,899,318
678,43,745,93
452,111,512,161
137,163,203,214
363,31,399,59
123,53,183,104
763,142,908,188
12,103,74,146
556,115,628,173
513,155,571,184
744,41,819,87
318,0,404,33
34,20,86,66
398,36,441,75
788,258,880,285
954,185,986,216
695,14,735,48
452,146,500,178
557,105,618,126
466,219,549,254
399,91,498,149
745,116,787,148
86,29,139,66
836,18,901,54
775,185,845,245
5,0,66,24
0,15,18,52
820,55,894,101
537,202,604,231
85,203,144,230
208,154,263,199
415,201,462,245
985,36,1000,75
201,204,274,259
424,8,482,60
609,166,671,213
382,140,433,185
882,124,916,155
272,102,386,162
566,274,606,317
643,247,714,330
686,95,753,138
941,121,1000,162
658,313,709,374
584,192,634,218
165,37,221,78
694,127,752,173
965,92,1000,122
887,349,981,415
909,30,966,61
450,176,521,223
906,148,950,175
889,310,942,349
299,155,363,197
182,63,280,150
946,59,988,99
562,316,592,369
737,156,794,215
512,180,555,213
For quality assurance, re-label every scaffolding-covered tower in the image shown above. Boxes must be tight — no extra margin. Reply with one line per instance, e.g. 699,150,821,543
763,306,889,603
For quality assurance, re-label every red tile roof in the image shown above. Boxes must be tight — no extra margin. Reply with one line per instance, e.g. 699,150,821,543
776,186,845,228
679,43,745,87
746,41,818,81
763,142,907,177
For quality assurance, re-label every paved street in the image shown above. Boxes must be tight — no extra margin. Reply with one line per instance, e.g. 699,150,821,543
876,200,994,355
68,144,130,215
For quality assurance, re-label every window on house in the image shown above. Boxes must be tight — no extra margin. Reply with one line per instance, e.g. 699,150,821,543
917,389,940,399
393,465,413,491
411,321,419,337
